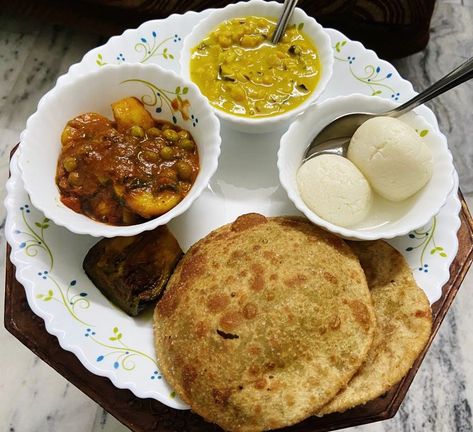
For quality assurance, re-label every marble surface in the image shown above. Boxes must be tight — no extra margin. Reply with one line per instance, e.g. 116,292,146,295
1,2,473,431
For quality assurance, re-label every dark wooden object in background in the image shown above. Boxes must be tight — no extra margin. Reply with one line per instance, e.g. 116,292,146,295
0,0,436,59
4,142,473,431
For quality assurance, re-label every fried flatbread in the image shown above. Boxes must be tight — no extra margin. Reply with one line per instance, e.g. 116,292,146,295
154,214,375,432
317,240,432,415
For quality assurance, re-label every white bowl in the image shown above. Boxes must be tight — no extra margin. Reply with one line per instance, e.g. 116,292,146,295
278,94,455,240
180,0,334,134
19,63,221,238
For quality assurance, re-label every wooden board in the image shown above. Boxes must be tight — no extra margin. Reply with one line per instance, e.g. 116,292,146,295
4,144,473,431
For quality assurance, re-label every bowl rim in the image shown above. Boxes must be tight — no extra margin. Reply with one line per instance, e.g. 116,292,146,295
18,62,221,238
277,93,456,241
179,0,334,129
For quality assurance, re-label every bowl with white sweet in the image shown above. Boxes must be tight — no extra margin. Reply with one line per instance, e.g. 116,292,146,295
277,94,455,240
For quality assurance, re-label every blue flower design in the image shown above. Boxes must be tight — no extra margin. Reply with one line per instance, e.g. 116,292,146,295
38,270,48,280
151,370,162,380
85,328,96,337
418,264,429,273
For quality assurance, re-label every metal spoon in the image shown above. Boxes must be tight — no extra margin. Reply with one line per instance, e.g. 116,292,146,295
272,0,299,44
303,56,473,162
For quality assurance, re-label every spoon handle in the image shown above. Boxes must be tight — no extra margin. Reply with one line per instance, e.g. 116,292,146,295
271,0,299,44
390,57,473,117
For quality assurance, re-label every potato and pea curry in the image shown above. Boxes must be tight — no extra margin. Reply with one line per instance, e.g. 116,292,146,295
56,97,199,226
190,16,321,117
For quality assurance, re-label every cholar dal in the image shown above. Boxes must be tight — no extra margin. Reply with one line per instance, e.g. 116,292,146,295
189,16,321,117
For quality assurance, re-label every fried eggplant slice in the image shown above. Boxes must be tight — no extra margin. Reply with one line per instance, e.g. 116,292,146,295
83,226,183,316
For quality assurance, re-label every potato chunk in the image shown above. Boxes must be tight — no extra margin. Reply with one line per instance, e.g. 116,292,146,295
125,190,182,218
111,97,154,133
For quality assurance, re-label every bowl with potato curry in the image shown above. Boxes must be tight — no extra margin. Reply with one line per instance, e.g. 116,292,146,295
19,63,221,237
180,0,333,133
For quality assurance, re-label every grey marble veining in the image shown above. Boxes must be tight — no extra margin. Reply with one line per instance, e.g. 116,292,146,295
0,15,104,432
1,2,473,432
392,2,473,194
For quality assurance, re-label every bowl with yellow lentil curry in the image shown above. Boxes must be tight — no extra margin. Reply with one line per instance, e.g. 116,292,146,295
180,0,333,133
19,63,221,237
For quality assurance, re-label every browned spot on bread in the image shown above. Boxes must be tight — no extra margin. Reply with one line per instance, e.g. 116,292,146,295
181,364,197,397
212,388,232,406
415,309,431,318
329,316,341,330
254,377,267,389
325,235,346,253
194,320,208,338
323,272,338,284
269,273,278,281
344,299,371,332
253,244,262,252
219,311,244,331
243,302,258,319
284,274,308,287
263,250,277,261
213,230,233,242
279,217,307,229
207,294,230,313
248,364,260,375
251,264,265,291
231,250,245,260
248,346,261,357
180,253,207,284
239,270,248,278
156,281,185,318
285,394,295,407
231,213,267,232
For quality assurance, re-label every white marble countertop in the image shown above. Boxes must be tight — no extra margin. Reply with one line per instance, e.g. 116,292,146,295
1,1,472,431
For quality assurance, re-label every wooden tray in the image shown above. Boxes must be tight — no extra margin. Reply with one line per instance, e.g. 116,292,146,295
4,143,473,431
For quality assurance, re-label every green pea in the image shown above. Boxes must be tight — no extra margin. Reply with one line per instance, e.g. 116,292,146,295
175,161,193,180
63,156,77,172
68,171,82,186
160,146,174,160
178,130,190,140
178,139,195,151
163,128,179,142
147,127,162,137
130,125,145,138
143,150,159,162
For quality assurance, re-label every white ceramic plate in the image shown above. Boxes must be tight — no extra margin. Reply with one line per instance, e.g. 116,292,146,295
5,7,461,409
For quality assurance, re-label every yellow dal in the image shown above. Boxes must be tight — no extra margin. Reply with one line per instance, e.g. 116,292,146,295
190,17,321,117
